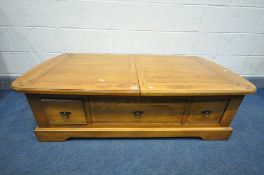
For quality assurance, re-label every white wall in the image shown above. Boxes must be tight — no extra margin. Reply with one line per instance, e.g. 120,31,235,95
0,0,264,76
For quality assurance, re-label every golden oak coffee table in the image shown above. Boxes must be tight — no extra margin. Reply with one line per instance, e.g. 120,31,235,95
12,54,256,141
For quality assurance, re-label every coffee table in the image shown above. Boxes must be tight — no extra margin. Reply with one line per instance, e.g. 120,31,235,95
12,54,256,141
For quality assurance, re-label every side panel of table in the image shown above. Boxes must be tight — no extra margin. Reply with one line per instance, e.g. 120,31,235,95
26,94,244,141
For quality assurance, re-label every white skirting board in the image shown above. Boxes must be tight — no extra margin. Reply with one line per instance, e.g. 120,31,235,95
0,75,19,89
242,75,264,88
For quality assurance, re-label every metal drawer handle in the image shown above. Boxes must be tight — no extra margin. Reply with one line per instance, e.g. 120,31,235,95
201,110,211,118
133,111,144,119
59,111,72,119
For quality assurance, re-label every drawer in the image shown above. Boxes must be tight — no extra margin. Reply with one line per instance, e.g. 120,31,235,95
186,97,229,124
41,99,87,125
90,97,186,123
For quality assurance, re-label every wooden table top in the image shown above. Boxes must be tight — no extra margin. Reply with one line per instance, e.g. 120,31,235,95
12,53,256,96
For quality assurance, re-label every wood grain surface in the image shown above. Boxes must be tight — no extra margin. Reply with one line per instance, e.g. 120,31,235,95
35,127,233,141
12,54,256,96
41,99,88,125
90,96,186,123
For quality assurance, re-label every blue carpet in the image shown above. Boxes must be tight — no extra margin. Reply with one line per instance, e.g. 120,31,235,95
0,89,263,175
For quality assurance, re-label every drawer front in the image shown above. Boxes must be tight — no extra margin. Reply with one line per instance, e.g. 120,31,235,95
41,99,87,125
90,97,186,123
186,97,229,124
